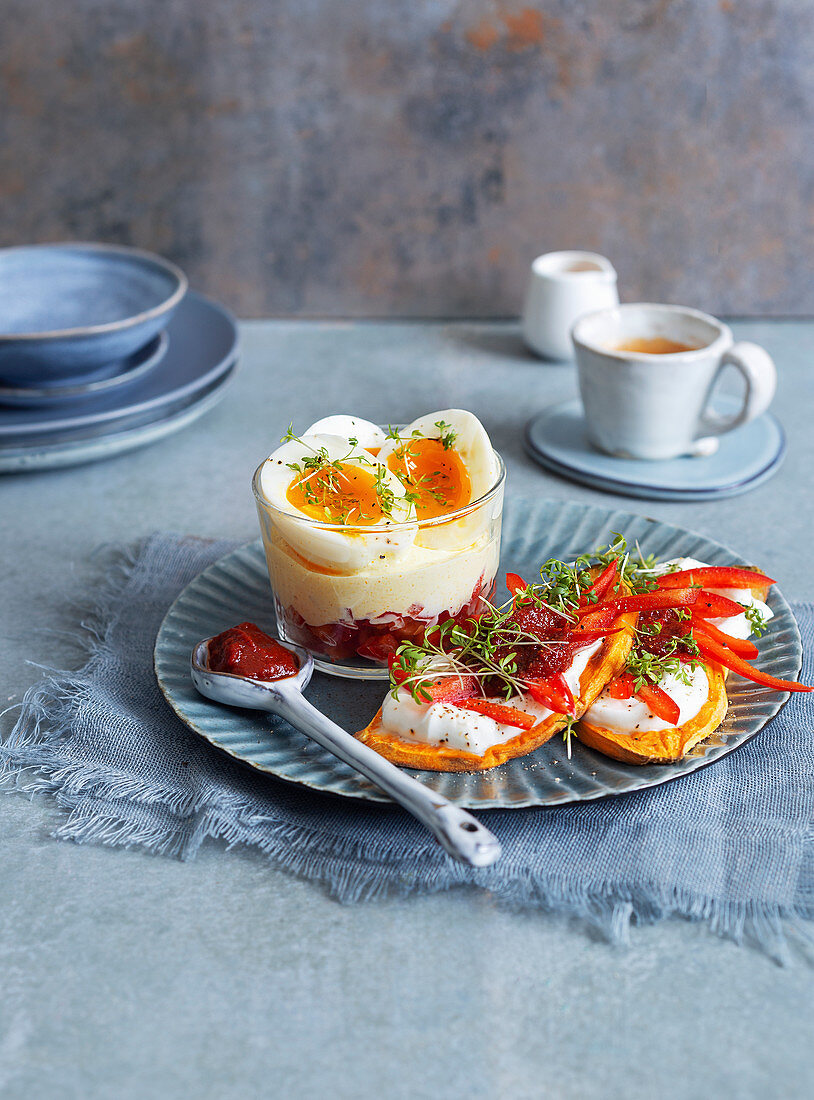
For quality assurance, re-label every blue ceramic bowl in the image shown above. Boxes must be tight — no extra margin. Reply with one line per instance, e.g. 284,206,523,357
0,243,187,385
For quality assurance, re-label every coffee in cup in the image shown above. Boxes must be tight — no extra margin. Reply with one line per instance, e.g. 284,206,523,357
611,336,700,355
571,304,777,460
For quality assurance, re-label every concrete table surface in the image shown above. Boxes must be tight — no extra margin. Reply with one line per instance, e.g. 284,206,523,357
1,320,812,1099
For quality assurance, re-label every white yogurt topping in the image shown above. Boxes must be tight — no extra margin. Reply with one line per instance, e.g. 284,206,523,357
586,663,709,734
381,641,601,757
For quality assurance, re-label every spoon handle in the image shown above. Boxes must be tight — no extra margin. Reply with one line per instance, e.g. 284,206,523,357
274,689,502,868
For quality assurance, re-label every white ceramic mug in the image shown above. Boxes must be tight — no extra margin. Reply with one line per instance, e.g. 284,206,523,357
522,251,618,360
571,303,777,460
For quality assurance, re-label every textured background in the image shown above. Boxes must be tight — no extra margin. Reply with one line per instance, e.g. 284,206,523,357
1,0,812,317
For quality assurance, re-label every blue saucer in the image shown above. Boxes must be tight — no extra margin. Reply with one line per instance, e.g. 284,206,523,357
524,397,786,501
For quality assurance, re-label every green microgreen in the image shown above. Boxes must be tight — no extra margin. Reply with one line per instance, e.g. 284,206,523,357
434,420,457,450
583,533,659,596
743,604,769,636
389,606,565,705
389,534,651,705
561,716,577,759
623,615,702,690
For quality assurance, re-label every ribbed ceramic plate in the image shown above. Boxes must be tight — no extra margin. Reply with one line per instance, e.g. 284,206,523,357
154,499,802,808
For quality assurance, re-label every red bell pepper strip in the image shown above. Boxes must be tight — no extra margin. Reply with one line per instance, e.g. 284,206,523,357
576,606,626,632
674,649,699,664
656,566,774,590
636,682,681,726
691,619,758,659
581,559,619,605
525,676,576,716
690,591,747,619
420,675,478,703
388,652,409,685
526,679,569,713
458,699,537,728
577,587,699,617
553,672,576,717
694,634,814,692
570,628,622,647
608,674,635,699
505,572,528,597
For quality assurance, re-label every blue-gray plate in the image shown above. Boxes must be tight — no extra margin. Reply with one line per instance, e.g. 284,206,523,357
525,397,786,502
0,331,169,407
0,291,237,440
154,498,801,808
0,363,237,473
0,243,187,385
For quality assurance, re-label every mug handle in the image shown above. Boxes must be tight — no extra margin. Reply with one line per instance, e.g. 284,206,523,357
698,341,777,436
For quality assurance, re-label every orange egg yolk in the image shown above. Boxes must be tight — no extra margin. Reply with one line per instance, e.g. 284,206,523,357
286,463,385,524
386,438,471,518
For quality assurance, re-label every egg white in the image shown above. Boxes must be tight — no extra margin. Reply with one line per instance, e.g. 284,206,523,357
259,433,417,573
304,415,386,453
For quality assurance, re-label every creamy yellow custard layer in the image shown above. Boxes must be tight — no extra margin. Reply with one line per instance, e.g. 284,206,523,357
262,529,500,627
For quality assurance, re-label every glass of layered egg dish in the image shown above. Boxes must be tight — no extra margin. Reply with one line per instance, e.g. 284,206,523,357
252,410,505,678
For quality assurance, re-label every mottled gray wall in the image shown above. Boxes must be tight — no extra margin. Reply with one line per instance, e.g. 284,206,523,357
1,1,812,317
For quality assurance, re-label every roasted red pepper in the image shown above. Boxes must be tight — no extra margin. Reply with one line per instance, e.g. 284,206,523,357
636,682,681,726
691,619,758,659
608,673,635,699
656,566,774,590
458,699,537,728
690,591,747,619
694,635,814,693
577,587,699,617
505,572,528,597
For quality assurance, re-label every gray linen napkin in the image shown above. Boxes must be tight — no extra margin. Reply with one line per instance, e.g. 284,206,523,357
2,533,812,962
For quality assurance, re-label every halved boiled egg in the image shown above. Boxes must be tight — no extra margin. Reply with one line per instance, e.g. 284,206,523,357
304,415,386,455
377,410,500,518
258,434,417,573
377,410,501,548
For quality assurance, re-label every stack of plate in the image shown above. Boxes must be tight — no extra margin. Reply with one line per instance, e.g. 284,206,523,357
0,243,239,472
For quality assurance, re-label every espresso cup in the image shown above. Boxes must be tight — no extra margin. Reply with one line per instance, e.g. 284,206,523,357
522,251,618,360
571,303,777,460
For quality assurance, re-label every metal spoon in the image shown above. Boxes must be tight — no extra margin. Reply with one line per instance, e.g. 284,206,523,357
190,638,502,868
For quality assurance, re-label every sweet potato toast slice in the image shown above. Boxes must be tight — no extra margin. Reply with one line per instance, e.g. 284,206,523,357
575,663,727,765
575,578,769,764
355,612,636,772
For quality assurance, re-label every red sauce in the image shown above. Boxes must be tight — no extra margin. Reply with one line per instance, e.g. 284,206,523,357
207,622,299,681
484,603,584,691
637,608,694,658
